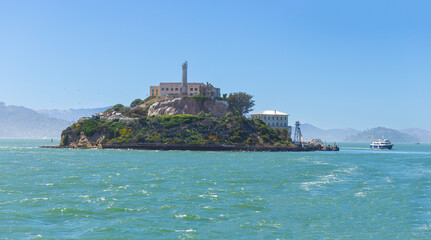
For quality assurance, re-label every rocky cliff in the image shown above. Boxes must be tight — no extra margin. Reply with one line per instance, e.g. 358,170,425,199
146,97,229,118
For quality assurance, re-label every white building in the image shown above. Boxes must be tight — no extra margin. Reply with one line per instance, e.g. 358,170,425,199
251,110,292,137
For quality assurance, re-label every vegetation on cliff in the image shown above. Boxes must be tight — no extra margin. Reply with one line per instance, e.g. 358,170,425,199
228,92,255,115
60,95,291,148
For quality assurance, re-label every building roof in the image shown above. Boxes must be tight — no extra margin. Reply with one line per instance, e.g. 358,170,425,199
159,82,204,85
251,110,289,116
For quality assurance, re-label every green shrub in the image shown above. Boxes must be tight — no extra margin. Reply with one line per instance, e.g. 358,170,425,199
261,134,271,143
81,119,99,136
129,107,147,118
192,94,208,105
246,137,256,145
147,134,161,142
61,135,68,145
130,98,143,108
112,104,125,111
156,114,201,128
142,95,157,103
231,135,242,143
197,111,212,118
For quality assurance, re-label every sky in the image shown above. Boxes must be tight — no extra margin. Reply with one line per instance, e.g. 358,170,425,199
0,0,430,130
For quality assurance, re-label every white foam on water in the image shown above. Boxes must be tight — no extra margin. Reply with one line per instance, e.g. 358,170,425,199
385,177,393,183
416,224,431,231
354,191,366,197
336,166,358,174
174,229,196,232
300,173,342,191
312,161,330,165
138,189,149,195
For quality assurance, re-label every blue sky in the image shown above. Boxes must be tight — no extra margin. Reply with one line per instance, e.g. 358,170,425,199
0,0,430,130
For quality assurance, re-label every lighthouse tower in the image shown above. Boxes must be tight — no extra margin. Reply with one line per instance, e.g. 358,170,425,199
181,61,188,96
293,121,302,146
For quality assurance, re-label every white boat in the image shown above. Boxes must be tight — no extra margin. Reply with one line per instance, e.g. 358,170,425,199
370,139,393,150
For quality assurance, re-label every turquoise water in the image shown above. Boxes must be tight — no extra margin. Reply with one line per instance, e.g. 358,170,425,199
1,139,431,239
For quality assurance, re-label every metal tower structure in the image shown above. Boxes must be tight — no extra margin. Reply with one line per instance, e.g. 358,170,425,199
293,121,302,145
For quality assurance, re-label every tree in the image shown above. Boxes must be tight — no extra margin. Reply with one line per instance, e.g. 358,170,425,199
130,98,143,108
228,92,255,115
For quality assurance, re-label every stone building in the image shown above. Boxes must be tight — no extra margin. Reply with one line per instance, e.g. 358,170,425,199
251,110,292,137
199,82,221,99
150,82,203,97
150,61,221,99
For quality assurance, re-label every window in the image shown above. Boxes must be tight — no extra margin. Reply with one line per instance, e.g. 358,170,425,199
152,89,154,92
161,88,164,91
190,88,193,91
276,123,279,126
171,88,173,91
175,88,178,91
194,88,198,91
277,117,279,120
190,93,193,96
156,89,158,92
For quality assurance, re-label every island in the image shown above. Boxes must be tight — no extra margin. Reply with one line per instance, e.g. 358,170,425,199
48,95,338,152
45,61,338,152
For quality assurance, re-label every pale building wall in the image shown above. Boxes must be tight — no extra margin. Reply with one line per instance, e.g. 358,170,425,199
187,83,203,96
251,114,289,128
150,86,160,96
251,111,292,138
153,82,204,97
160,83,182,96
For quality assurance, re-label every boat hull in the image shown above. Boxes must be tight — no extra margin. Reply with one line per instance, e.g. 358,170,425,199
370,144,393,150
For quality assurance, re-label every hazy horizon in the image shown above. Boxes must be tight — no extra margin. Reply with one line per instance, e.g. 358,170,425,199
1,0,430,130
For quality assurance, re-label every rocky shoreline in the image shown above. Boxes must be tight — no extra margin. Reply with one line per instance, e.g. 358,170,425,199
41,143,339,152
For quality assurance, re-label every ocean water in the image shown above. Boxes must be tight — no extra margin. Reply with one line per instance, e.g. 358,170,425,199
1,139,431,239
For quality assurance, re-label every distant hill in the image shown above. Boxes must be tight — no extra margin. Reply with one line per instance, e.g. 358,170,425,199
301,123,359,142
399,128,431,143
0,102,71,139
37,106,110,122
345,127,419,143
